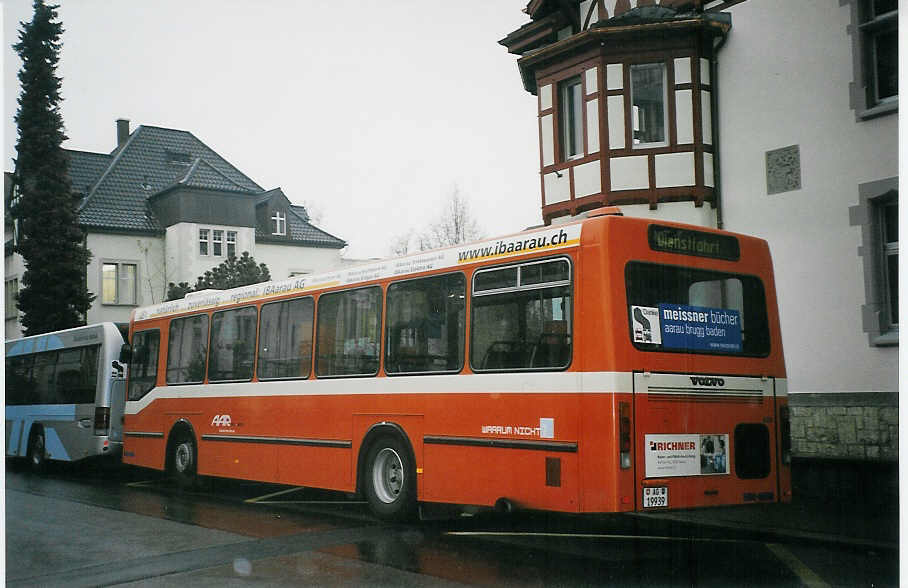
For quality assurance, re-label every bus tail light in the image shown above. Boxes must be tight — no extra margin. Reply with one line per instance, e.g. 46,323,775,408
94,407,110,436
619,402,631,469
779,404,791,465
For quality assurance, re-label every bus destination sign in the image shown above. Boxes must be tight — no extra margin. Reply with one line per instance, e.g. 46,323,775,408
648,225,740,261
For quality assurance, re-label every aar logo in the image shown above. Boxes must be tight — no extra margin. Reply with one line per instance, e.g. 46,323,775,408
211,414,232,428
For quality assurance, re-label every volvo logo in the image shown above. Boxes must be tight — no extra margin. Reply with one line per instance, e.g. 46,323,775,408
690,376,725,387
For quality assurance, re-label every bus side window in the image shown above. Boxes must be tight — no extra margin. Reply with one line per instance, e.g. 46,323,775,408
385,273,465,375
55,346,98,404
471,258,572,372
316,287,382,377
129,330,160,400
258,297,314,380
209,307,257,383
32,352,58,404
6,354,36,405
167,315,209,384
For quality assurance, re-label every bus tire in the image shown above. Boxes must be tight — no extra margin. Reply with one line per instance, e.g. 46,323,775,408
26,427,46,473
363,435,416,522
168,432,198,490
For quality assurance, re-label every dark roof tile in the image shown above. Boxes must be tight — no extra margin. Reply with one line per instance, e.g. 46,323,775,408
65,149,110,195
68,123,344,247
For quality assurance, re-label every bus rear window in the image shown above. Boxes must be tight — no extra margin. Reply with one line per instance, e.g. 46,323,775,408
626,262,770,356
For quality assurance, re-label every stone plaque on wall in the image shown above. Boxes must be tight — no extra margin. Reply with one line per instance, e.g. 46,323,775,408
765,144,801,195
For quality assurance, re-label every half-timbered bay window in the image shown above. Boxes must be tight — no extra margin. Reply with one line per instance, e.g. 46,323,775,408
508,8,729,223
559,76,583,160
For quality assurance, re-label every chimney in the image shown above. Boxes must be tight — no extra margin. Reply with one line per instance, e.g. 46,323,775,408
116,118,130,147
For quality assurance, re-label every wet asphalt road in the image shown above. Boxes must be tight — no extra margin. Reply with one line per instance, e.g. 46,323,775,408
5,461,898,587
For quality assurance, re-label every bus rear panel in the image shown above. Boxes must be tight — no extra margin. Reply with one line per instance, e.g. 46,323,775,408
585,215,790,512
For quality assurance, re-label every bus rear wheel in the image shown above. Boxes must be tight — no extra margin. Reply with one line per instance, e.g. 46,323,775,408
168,433,198,490
27,428,46,473
363,436,416,521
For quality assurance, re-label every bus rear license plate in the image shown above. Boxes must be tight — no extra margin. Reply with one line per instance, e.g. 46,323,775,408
643,486,668,508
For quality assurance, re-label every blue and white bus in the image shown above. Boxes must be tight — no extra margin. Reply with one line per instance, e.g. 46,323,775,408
6,323,127,469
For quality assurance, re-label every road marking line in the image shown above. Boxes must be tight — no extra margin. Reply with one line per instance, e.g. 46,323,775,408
251,500,368,505
765,543,830,588
125,480,159,488
444,531,750,544
244,486,306,503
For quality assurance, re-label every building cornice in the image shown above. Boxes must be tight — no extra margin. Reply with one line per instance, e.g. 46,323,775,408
516,17,730,93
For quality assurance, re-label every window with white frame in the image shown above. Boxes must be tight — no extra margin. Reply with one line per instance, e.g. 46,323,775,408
199,228,210,256
272,211,287,236
860,0,897,110
101,262,137,306
631,63,667,146
213,230,223,256
877,196,898,329
850,178,898,345
227,231,237,258
559,76,583,160
5,278,18,318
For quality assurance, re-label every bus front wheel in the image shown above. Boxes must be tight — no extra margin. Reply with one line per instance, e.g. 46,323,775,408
168,433,198,490
27,427,46,473
363,435,416,521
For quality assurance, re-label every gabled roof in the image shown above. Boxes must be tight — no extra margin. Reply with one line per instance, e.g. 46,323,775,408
285,206,346,249
64,122,345,248
78,125,263,233
253,190,346,249
169,157,254,194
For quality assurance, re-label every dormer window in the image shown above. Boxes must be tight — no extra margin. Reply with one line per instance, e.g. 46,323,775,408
271,211,286,236
166,150,192,166
631,63,668,147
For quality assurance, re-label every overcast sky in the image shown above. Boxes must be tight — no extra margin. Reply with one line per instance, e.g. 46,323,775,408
3,0,540,258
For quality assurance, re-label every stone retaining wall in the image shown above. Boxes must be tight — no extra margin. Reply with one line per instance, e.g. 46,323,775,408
788,392,898,461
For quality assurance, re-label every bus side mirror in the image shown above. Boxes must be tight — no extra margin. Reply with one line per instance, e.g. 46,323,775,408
119,343,132,363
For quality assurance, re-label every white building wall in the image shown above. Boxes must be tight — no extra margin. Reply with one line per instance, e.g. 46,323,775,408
718,0,898,394
5,226,345,336
5,249,27,339
255,243,344,280
164,223,257,287
86,233,166,326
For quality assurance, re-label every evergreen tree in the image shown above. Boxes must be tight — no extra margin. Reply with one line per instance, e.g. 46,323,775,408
12,1,93,335
166,253,271,301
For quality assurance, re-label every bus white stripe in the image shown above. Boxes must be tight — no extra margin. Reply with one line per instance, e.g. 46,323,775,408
124,373,786,415
124,371,635,415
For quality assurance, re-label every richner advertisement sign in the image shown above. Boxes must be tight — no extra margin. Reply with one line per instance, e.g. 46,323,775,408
631,304,742,353
645,434,729,478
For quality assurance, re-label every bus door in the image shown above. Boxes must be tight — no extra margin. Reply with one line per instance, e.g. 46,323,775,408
633,372,779,510
108,372,126,444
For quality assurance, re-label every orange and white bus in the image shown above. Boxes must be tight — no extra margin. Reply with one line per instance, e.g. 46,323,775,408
122,208,791,520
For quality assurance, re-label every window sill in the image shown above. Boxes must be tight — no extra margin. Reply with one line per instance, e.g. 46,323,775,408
871,330,898,347
101,303,139,308
858,99,898,121
632,141,669,150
